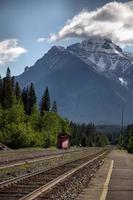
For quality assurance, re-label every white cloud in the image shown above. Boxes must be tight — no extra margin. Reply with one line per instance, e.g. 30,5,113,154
49,1,133,46
0,39,27,65
37,37,47,43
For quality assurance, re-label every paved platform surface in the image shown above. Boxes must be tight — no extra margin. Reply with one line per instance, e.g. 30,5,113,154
76,150,133,200
107,150,133,200
76,158,111,200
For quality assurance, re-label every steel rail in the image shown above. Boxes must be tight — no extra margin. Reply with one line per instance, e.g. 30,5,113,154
0,149,102,188
0,147,90,170
20,151,108,200
0,149,109,200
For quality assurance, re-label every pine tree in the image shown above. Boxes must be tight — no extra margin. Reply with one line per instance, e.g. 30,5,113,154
15,82,21,102
2,68,14,108
21,83,37,115
51,101,58,113
82,136,87,147
11,76,15,93
40,87,50,114
21,87,28,114
30,104,40,130
2,77,6,108
6,67,11,79
0,76,3,105
28,83,37,115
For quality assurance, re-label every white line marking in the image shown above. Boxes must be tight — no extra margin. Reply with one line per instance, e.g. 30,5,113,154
100,160,114,200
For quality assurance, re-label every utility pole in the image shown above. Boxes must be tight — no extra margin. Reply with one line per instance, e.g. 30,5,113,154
121,104,124,134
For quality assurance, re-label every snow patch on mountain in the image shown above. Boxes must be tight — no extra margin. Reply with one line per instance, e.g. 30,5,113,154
67,38,133,82
16,37,133,124
119,77,128,87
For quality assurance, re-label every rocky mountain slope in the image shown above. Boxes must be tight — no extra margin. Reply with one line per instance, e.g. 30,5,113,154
16,38,133,124
67,38,133,88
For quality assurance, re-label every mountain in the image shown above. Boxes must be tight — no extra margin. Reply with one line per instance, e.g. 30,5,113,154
16,38,133,124
67,37,133,87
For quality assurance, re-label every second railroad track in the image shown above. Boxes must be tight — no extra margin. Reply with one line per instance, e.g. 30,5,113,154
0,149,109,200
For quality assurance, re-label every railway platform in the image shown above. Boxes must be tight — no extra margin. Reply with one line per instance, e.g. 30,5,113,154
76,150,133,200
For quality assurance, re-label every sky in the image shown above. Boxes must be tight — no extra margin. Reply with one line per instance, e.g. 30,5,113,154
0,0,133,77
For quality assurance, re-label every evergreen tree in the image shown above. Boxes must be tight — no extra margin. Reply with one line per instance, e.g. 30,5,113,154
0,68,68,149
82,136,87,147
40,86,50,114
127,136,133,153
6,67,11,79
2,77,6,108
0,76,2,105
70,122,109,147
2,68,14,109
119,124,133,153
11,76,15,93
28,83,37,115
51,101,58,113
21,87,29,114
21,84,36,115
15,82,21,102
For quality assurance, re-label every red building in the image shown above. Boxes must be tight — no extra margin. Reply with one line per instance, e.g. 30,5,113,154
57,133,70,149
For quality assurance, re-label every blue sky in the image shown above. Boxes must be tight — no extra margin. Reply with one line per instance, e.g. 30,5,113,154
0,0,132,77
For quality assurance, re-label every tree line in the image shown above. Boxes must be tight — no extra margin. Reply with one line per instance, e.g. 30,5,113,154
0,68,70,148
0,68,110,149
70,122,109,147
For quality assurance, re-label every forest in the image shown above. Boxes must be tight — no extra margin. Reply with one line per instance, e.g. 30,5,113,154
118,125,133,153
70,122,109,147
0,68,112,149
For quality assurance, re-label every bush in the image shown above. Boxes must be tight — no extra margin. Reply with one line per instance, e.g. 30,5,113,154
127,136,133,153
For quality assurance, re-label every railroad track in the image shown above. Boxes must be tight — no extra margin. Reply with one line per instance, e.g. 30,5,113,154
0,149,109,200
0,148,90,168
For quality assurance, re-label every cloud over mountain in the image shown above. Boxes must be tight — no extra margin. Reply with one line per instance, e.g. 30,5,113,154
0,39,27,65
37,38,47,43
49,2,133,46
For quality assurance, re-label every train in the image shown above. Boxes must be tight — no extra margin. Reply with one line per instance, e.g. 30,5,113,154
57,133,70,149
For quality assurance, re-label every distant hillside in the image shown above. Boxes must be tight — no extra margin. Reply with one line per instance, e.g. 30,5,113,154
96,125,122,134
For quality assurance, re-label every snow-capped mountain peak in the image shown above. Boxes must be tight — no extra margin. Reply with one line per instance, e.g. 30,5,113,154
68,37,123,55
16,37,133,124
67,37,133,76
